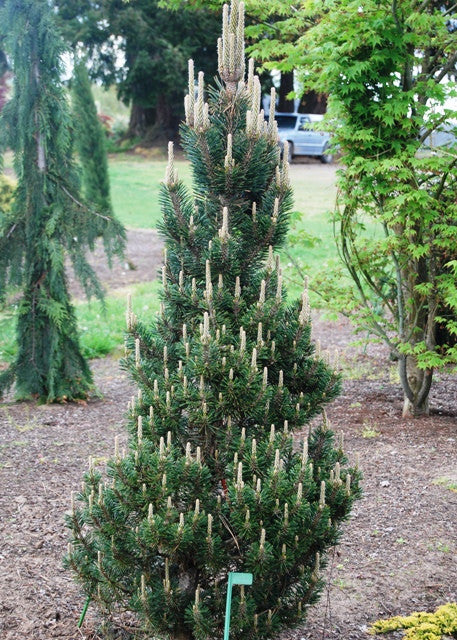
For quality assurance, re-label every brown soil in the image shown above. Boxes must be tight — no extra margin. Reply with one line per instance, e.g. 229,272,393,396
68,229,164,299
0,232,456,640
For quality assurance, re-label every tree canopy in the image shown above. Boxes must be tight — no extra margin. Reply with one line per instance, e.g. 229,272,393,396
56,0,222,138
302,0,457,415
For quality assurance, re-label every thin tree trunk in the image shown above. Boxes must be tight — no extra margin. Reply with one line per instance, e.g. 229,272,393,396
128,99,177,142
278,70,294,112
0,50,7,76
299,90,328,114
128,103,156,138
400,355,433,417
0,71,10,112
33,61,46,172
396,230,437,417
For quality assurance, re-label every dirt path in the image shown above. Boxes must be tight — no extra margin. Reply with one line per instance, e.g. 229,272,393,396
68,228,164,299
0,231,456,640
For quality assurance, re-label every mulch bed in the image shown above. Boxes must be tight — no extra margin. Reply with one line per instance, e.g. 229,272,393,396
0,232,456,640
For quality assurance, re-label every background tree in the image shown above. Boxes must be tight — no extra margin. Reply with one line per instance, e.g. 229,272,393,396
0,0,125,401
0,51,9,114
0,0,9,113
0,72,8,113
161,0,327,113
56,0,221,140
66,2,360,638
72,59,113,216
301,0,457,416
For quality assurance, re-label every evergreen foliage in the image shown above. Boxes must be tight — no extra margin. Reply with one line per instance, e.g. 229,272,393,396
55,0,221,139
0,0,125,401
66,2,360,637
370,602,457,640
72,60,113,216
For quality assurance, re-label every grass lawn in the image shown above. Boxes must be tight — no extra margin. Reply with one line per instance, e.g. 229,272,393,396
0,154,346,367
109,155,193,229
0,281,161,366
283,164,339,298
7,152,341,274
109,154,337,235
75,280,161,359
109,154,340,298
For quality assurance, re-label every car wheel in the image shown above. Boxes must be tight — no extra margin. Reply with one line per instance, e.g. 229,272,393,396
320,145,333,164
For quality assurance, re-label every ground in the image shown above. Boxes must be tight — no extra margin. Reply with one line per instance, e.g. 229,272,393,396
0,230,456,640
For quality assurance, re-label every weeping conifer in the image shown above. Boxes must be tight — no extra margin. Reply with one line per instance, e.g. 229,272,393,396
72,60,113,216
0,0,125,401
66,2,360,637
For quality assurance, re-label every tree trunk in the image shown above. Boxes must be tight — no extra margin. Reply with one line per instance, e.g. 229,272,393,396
395,246,437,418
127,103,156,138
399,355,433,417
0,48,8,76
128,98,178,142
299,90,328,114
153,92,176,141
0,72,10,112
278,70,294,112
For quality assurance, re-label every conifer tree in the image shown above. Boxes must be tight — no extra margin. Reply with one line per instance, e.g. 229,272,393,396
0,0,125,401
66,2,360,637
72,60,113,217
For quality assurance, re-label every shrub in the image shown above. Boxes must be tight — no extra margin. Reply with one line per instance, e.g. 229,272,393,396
370,602,457,640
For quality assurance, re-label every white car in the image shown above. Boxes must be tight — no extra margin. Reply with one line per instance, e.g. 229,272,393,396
276,113,333,163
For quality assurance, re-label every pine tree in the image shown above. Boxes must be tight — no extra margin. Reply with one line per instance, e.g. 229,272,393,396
0,0,125,401
66,2,360,637
72,60,113,216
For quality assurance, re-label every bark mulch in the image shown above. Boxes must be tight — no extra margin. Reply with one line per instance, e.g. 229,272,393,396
0,232,456,640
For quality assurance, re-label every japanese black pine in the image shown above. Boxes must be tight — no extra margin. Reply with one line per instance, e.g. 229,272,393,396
0,0,125,401
66,2,360,637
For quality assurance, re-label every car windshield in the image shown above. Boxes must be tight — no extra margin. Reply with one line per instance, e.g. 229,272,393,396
276,115,297,129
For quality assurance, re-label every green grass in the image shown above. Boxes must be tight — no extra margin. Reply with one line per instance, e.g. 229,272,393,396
109,155,336,232
109,156,193,229
108,155,344,299
6,151,340,269
76,281,161,358
0,281,161,365
0,306,15,363
0,156,347,366
432,476,457,493
282,165,340,298
108,156,340,285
